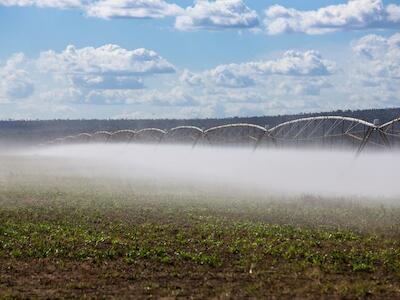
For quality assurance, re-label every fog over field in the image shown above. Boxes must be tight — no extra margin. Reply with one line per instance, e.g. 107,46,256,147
1,144,398,199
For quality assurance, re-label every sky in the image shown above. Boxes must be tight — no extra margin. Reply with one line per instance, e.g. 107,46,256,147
0,0,399,120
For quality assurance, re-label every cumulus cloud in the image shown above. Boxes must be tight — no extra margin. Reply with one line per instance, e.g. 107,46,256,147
86,0,183,19
71,75,144,89
202,88,267,104
86,86,196,105
1,0,259,32
352,32,400,78
4,38,396,118
264,0,400,35
182,69,254,91
254,50,336,76
180,69,204,86
0,0,86,8
182,50,336,88
0,47,340,118
38,44,175,76
181,66,255,88
204,64,256,88
387,3,400,22
0,0,183,20
175,0,259,31
0,53,34,102
37,44,175,90
37,87,83,104
276,79,333,96
125,87,197,106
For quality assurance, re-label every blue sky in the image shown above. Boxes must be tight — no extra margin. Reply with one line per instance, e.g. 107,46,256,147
0,0,399,119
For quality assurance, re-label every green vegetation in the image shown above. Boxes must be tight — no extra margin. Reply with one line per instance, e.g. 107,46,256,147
0,178,400,299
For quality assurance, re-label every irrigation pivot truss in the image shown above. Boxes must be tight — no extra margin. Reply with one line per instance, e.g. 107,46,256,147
42,116,400,154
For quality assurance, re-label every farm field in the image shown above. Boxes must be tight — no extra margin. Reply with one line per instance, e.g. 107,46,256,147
3,0,400,298
0,149,400,299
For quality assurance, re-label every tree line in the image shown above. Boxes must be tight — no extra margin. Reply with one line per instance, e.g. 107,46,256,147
1,107,399,146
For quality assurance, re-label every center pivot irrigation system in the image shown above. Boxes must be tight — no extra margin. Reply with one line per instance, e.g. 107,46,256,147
43,116,400,154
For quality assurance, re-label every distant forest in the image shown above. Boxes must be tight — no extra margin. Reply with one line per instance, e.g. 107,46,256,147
1,107,400,146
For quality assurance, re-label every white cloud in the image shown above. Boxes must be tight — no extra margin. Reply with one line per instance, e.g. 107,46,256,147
86,86,197,106
179,69,203,86
182,70,252,93
181,66,255,89
1,0,260,32
264,0,400,35
0,53,34,102
0,0,86,8
38,44,175,76
3,37,398,118
201,88,266,104
125,87,197,106
86,0,183,19
37,87,83,104
275,79,333,96
204,64,256,88
71,75,144,89
0,46,340,118
352,32,400,78
182,50,336,88
175,0,259,31
1,0,184,20
387,4,400,23
37,44,175,90
19,88,80,118
254,50,336,76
